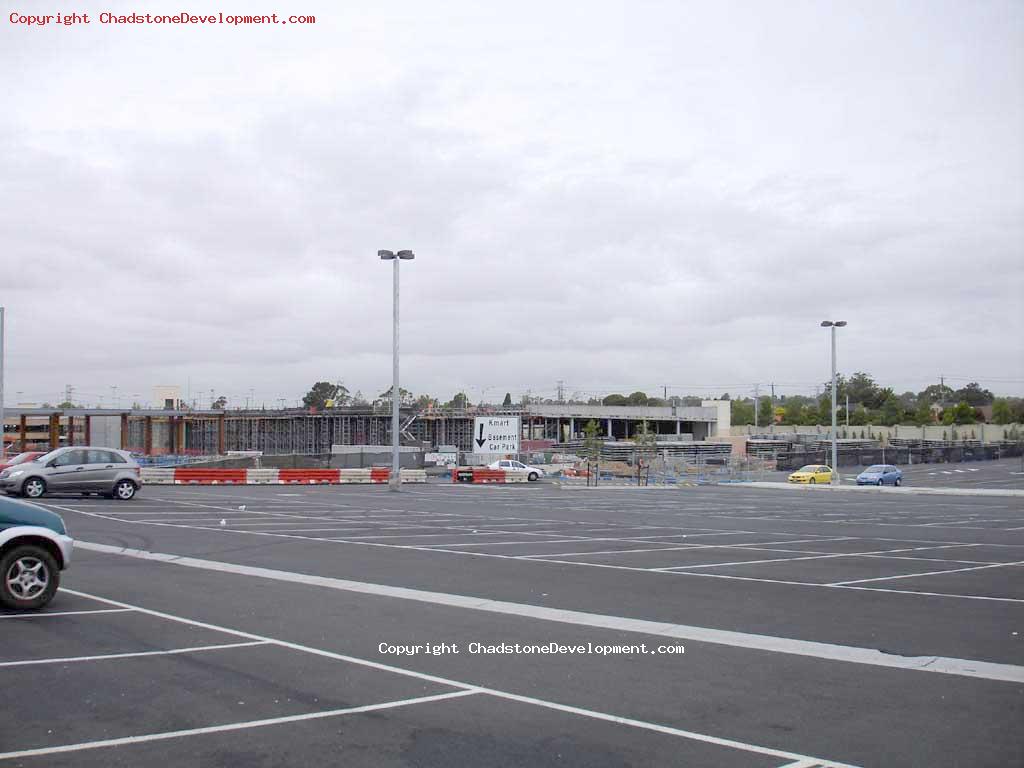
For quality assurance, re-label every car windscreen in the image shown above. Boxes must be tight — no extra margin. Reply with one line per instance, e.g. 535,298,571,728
864,465,886,472
8,453,39,466
797,466,817,472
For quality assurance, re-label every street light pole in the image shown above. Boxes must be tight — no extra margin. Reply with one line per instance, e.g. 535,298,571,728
821,320,847,484
379,249,414,491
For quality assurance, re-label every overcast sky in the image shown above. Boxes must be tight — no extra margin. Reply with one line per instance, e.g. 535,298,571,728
2,0,1022,408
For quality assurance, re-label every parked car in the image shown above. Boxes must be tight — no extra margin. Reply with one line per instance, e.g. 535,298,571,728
487,459,545,481
0,447,142,500
787,464,833,484
856,464,903,486
0,451,45,472
0,495,74,609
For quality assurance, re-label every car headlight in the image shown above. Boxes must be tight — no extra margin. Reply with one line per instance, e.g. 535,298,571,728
7,470,24,478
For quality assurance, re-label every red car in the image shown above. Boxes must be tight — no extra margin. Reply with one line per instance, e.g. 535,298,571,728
0,452,45,473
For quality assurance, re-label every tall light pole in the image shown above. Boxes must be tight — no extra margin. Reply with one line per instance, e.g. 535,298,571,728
821,320,847,483
379,249,415,491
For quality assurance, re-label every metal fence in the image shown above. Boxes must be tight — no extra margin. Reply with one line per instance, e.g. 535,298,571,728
773,442,1023,471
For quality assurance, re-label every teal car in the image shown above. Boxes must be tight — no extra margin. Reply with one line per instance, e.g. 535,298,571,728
0,496,73,610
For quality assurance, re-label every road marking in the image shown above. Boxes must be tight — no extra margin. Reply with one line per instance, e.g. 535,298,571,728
0,690,479,761
828,560,1024,586
52,588,860,768
0,640,269,667
72,541,1024,684
0,608,133,619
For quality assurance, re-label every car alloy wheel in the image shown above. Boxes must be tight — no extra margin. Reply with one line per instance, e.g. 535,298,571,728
5,555,49,601
23,478,45,498
114,480,136,500
878,479,884,486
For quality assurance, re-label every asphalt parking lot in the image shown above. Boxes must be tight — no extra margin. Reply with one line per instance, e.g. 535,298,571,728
4,483,1022,766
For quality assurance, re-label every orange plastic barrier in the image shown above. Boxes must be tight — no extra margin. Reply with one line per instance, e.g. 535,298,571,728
173,468,247,484
369,468,390,483
278,469,341,484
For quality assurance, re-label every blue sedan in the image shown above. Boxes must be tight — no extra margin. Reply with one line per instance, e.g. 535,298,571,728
856,464,903,486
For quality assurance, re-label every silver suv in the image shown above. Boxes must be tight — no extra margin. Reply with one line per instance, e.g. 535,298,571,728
0,447,143,501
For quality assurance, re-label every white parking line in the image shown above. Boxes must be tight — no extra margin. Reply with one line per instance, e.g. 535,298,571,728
69,544,1024,684
0,608,133,619
0,690,480,761
48,587,861,768
828,560,1024,586
0,640,269,667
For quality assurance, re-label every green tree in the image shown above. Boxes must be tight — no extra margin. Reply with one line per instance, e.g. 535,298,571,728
502,392,513,407
583,419,602,461
919,383,954,406
913,401,934,425
846,372,880,408
211,396,227,409
849,406,869,426
627,391,649,406
374,387,413,407
782,402,805,424
302,382,349,410
953,382,994,406
602,394,628,406
633,419,657,458
757,396,774,427
942,401,977,425
731,399,755,426
879,393,901,426
415,394,438,410
447,392,470,409
991,398,1013,425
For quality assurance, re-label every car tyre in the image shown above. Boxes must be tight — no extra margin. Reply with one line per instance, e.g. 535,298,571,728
895,478,902,487
113,479,137,501
0,544,60,610
528,472,539,482
22,477,46,499
878,479,884,486
809,478,816,484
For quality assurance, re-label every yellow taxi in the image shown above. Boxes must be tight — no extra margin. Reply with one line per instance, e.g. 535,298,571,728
787,464,833,484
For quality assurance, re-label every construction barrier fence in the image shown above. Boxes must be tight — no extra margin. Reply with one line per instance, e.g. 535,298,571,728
141,468,427,485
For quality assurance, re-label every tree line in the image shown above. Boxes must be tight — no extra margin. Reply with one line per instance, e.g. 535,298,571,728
293,375,1022,427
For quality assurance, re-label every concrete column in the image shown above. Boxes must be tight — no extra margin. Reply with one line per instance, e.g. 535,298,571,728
67,416,75,447
85,415,92,446
676,420,681,436
144,416,153,455
606,418,612,438
177,418,186,454
120,413,129,450
569,417,575,441
49,414,60,450
19,415,27,451
217,414,226,454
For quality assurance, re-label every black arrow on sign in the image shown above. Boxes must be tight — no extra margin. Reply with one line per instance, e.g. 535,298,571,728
476,422,487,448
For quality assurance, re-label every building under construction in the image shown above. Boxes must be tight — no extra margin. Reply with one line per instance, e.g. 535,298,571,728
2,402,728,456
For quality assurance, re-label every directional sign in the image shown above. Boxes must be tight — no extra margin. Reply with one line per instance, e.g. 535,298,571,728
473,416,520,454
